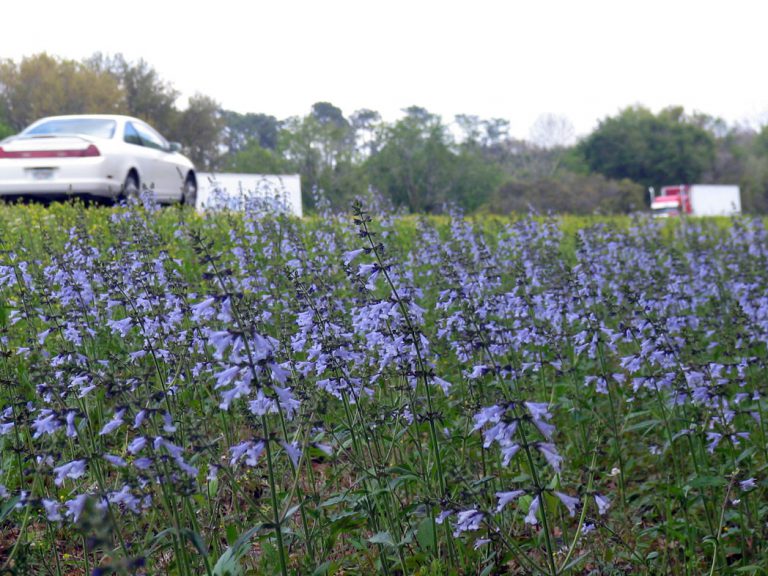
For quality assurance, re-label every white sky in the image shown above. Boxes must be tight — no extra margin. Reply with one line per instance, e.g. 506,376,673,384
3,0,768,139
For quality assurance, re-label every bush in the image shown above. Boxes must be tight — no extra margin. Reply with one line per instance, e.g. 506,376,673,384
491,172,645,214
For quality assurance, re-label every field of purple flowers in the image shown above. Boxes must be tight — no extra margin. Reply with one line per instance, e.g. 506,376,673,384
0,198,766,575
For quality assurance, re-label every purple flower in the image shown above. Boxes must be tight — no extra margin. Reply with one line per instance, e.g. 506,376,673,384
452,509,484,537
468,364,489,380
32,410,61,438
500,443,521,467
537,443,563,472
53,460,87,486
594,493,610,515
495,490,525,513
281,440,302,467
133,457,153,470
740,478,757,492
103,454,127,467
525,401,556,440
230,440,265,467
706,432,722,453
248,390,277,416
343,248,365,266
274,386,300,420
554,491,579,517
162,412,176,433
472,404,505,431
108,485,144,513
433,376,452,394
525,496,540,525
191,297,217,321
99,410,125,436
65,494,89,522
128,436,147,454
107,317,133,337
436,510,453,525
42,499,62,522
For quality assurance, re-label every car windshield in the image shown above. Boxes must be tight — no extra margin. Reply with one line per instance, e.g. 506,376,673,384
23,118,117,139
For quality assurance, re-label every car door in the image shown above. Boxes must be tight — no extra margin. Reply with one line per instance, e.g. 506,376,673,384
123,122,157,194
132,121,182,200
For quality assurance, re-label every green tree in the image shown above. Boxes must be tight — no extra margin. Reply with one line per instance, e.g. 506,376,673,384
85,53,179,134
366,107,452,212
0,53,125,130
366,107,504,212
579,106,715,191
172,94,225,170
350,108,382,160
492,173,644,215
222,111,280,153
0,120,13,140
225,142,291,174
279,103,364,207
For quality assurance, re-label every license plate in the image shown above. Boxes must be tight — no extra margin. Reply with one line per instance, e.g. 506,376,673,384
29,168,55,180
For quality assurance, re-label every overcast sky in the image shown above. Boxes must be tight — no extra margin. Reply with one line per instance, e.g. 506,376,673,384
3,0,767,139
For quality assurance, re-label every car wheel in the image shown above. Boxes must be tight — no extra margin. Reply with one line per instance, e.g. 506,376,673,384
120,173,140,202
182,175,197,207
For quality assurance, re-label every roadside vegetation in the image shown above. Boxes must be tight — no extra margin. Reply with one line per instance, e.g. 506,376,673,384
1,198,767,574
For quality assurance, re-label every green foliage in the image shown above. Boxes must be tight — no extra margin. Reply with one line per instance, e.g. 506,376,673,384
492,172,645,214
0,120,13,141
225,142,291,174
580,106,716,192
0,53,126,130
172,93,226,170
221,111,280,152
279,104,368,207
86,53,180,133
365,108,454,212
365,107,505,212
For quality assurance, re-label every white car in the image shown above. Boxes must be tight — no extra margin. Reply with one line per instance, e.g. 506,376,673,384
0,114,197,204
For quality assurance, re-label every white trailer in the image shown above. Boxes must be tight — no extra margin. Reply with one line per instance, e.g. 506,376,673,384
687,185,741,216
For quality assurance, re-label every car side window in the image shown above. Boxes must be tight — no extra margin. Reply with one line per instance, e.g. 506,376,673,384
124,123,143,146
134,123,169,151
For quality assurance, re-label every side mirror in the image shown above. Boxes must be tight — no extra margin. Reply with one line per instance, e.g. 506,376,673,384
168,142,183,153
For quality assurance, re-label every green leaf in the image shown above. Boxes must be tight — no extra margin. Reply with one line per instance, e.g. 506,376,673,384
225,524,239,546
416,517,435,552
686,475,727,490
180,528,209,560
213,524,266,576
733,565,767,574
736,447,757,465
368,531,395,547
0,495,20,522
311,560,335,576
281,503,301,522
624,419,661,433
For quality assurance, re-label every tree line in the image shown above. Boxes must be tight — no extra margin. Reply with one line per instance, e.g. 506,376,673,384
2,53,768,214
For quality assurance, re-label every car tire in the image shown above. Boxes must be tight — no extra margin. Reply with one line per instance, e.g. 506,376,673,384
120,173,140,203
182,175,197,207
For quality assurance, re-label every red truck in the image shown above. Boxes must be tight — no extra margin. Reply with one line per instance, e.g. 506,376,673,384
650,184,741,217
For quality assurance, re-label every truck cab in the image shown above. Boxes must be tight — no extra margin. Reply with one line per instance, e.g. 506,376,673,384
650,185,689,217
